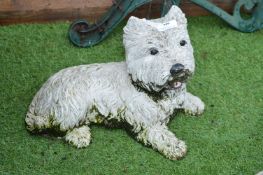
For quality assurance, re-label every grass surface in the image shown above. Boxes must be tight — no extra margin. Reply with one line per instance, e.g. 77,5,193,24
0,16,262,175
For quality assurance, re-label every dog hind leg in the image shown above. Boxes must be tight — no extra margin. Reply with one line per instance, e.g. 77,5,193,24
65,125,91,148
25,112,51,132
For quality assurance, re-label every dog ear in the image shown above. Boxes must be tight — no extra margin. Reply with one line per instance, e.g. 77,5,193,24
124,16,147,34
123,16,149,48
123,16,150,35
163,5,187,27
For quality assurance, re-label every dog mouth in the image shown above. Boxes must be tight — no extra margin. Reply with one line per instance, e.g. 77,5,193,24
168,80,183,89
166,70,191,90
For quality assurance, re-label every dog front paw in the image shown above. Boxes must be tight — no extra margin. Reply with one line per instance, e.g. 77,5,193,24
162,139,187,160
184,93,205,116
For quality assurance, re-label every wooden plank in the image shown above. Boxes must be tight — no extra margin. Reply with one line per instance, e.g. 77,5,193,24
180,0,237,16
0,0,238,25
0,0,112,24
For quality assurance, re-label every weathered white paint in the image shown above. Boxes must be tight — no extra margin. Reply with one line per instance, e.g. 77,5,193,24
25,6,205,160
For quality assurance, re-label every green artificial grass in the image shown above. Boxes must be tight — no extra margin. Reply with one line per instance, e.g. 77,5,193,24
0,16,262,175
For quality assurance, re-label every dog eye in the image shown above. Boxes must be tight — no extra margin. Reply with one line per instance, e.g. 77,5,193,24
180,40,187,46
150,48,159,55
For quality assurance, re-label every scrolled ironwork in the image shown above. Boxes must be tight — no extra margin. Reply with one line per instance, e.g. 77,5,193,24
190,0,263,32
68,0,263,47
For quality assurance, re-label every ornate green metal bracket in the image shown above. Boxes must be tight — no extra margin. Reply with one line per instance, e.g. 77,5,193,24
69,0,263,47
69,0,151,47
191,0,263,33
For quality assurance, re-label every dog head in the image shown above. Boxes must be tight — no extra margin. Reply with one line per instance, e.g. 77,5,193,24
123,6,195,92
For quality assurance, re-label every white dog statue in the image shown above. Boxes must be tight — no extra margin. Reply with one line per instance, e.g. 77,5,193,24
25,6,205,160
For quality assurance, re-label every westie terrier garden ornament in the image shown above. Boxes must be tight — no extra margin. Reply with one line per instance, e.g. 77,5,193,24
26,6,205,160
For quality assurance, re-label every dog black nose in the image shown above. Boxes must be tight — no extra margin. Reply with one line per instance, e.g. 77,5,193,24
170,64,185,76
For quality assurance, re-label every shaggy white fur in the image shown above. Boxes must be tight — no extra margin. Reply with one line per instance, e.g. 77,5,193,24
25,6,205,160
